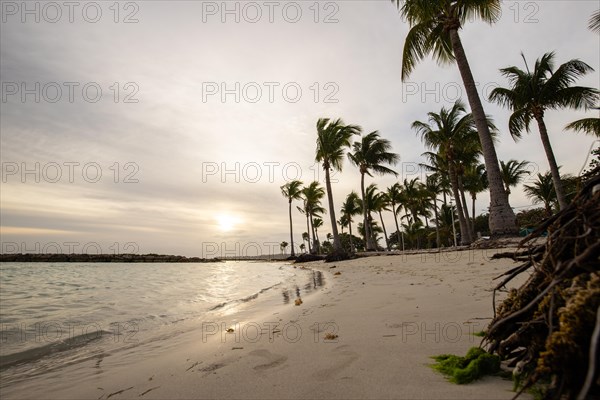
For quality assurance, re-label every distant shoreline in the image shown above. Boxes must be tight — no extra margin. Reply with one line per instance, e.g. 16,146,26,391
0,253,222,263
0,253,296,263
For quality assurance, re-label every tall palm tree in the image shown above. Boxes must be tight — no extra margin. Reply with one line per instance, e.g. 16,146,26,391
348,131,399,251
341,191,362,253
499,159,531,200
374,191,392,251
391,0,517,238
424,174,443,248
387,183,405,251
315,118,362,256
312,217,324,248
489,52,599,210
413,101,483,244
280,180,303,257
523,172,557,217
463,163,488,235
299,181,326,254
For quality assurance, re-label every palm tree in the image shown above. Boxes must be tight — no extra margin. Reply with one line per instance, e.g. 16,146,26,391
341,191,362,253
374,191,392,251
315,118,362,256
299,181,326,254
391,0,517,238
280,180,303,257
301,232,309,252
387,183,405,251
489,52,599,210
312,218,324,246
413,101,483,244
499,159,531,200
463,163,488,235
280,241,288,255
523,172,557,217
363,184,380,248
348,131,399,251
424,174,443,248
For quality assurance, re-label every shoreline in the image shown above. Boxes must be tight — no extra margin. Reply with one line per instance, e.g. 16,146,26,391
2,250,532,399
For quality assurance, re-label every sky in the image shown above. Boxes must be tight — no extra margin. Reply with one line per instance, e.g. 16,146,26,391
1,0,599,257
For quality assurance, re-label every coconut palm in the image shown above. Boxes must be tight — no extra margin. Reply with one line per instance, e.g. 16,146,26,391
280,180,303,257
489,52,599,210
348,131,399,251
362,184,381,248
463,163,488,235
280,241,288,255
420,152,452,206
499,159,531,200
312,218,323,245
391,0,517,238
523,172,557,217
424,174,443,248
341,191,362,253
374,191,392,251
413,101,484,244
299,181,326,254
315,118,362,256
387,183,405,251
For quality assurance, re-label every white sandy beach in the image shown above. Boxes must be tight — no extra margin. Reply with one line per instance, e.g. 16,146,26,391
4,248,532,400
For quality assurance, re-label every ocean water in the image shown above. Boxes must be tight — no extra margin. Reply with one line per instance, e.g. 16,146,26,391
0,261,323,388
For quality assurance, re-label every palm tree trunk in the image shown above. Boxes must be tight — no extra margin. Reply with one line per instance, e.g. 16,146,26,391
348,217,354,253
305,214,312,254
433,197,441,249
535,116,567,210
324,166,343,253
448,28,517,237
471,194,476,236
310,214,319,254
378,211,390,251
449,162,471,245
288,201,295,257
391,203,402,251
360,173,376,251
457,174,474,242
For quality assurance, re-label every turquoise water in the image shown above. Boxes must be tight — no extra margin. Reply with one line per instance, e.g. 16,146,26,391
0,261,323,387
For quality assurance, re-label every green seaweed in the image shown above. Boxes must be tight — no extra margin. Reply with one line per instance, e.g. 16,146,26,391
431,347,500,384
472,330,486,337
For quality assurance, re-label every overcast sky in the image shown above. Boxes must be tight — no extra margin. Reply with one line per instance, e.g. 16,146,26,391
1,0,598,257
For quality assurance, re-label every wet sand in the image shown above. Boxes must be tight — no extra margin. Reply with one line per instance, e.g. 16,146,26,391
3,248,532,399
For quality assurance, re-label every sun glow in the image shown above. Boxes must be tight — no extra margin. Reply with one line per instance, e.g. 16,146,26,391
216,214,239,232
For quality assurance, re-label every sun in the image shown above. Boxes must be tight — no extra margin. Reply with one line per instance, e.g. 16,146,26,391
216,214,239,232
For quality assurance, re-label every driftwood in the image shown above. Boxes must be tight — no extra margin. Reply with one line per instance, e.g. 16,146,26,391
484,169,600,400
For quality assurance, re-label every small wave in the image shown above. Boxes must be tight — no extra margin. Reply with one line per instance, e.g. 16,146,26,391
0,330,111,371
209,283,282,311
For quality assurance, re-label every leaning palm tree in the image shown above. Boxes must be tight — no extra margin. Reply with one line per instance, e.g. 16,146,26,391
348,131,399,251
387,183,405,251
413,101,483,244
489,52,599,210
280,180,303,257
299,181,326,254
499,159,531,200
374,191,392,251
523,172,557,217
340,191,362,253
391,0,517,238
315,118,362,257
